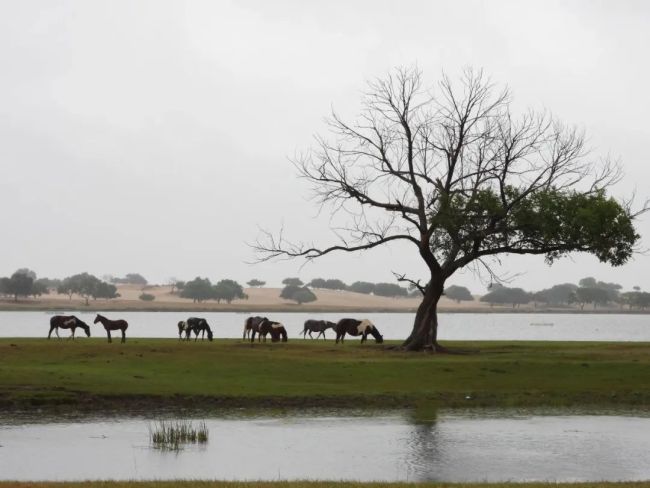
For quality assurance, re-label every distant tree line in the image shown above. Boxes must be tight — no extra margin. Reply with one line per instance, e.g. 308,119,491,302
179,277,248,304
0,269,120,305
277,277,412,298
479,277,649,310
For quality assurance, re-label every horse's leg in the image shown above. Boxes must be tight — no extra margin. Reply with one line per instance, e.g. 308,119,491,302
309,330,314,339
48,326,54,339
55,328,60,340
107,329,112,343
121,328,126,343
70,327,75,340
361,332,367,344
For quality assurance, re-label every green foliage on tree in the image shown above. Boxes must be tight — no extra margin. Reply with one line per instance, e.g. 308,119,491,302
533,283,578,306
246,279,266,288
31,278,51,297
4,271,34,301
480,287,531,307
92,281,120,300
348,281,376,294
111,273,148,285
213,279,247,304
444,285,473,303
308,278,348,290
56,272,117,305
620,291,650,310
570,287,610,309
180,277,215,303
282,277,304,287
280,285,317,304
139,293,156,301
373,283,409,298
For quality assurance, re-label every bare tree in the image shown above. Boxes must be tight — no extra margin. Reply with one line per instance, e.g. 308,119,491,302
255,67,644,351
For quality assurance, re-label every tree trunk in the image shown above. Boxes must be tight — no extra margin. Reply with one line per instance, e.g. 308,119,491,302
402,279,445,351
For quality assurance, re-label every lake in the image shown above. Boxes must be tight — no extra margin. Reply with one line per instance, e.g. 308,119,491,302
1,409,649,482
1,310,649,341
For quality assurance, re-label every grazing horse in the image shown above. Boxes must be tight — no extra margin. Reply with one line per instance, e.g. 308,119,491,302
252,318,288,343
335,318,383,344
185,317,213,342
243,316,266,341
302,319,336,340
48,315,91,340
94,314,128,343
177,320,190,340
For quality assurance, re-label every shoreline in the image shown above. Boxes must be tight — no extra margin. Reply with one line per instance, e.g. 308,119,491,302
1,302,647,314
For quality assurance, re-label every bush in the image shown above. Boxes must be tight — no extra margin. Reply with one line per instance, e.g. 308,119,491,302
139,293,156,301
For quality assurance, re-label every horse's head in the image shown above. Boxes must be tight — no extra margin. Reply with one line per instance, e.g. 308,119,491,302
77,319,91,337
207,328,213,341
93,314,102,324
367,323,383,343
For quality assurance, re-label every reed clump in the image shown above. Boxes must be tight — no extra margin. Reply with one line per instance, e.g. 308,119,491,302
149,420,208,450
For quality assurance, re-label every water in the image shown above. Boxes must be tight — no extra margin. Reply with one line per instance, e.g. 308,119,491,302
1,410,650,482
1,310,649,341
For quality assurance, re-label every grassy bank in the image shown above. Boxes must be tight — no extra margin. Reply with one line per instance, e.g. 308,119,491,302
1,339,649,410
2,482,650,488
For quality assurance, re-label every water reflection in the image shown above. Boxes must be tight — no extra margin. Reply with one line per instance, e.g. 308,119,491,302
1,409,649,482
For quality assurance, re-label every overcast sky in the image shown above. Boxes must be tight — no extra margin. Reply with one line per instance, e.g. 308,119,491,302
1,0,648,293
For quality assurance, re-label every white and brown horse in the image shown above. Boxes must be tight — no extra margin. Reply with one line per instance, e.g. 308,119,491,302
94,314,128,343
253,318,288,343
335,318,383,344
302,319,336,340
48,315,91,340
243,316,267,341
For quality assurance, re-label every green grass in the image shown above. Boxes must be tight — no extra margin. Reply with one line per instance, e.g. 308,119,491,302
2,482,650,488
1,338,649,409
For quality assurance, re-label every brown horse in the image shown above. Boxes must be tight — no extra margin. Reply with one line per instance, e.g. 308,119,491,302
94,314,128,343
335,318,383,344
302,319,336,340
243,316,267,341
253,318,288,343
48,315,91,340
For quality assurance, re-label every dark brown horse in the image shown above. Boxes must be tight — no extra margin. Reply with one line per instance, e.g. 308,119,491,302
243,316,267,341
302,319,336,340
253,318,288,343
186,317,213,341
335,318,383,344
94,314,128,343
48,315,91,340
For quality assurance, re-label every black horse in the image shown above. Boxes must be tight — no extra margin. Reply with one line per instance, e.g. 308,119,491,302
184,317,213,341
94,314,128,343
335,318,383,344
302,319,336,340
252,318,288,343
48,315,91,340
243,316,267,341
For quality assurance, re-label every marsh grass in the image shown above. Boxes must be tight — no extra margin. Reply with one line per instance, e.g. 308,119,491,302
149,420,208,450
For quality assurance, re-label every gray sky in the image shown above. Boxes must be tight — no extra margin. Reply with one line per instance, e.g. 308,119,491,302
1,0,648,293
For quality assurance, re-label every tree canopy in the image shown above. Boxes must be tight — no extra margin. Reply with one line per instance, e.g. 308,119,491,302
480,287,531,307
213,279,247,303
246,279,266,288
444,285,473,303
280,285,317,304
